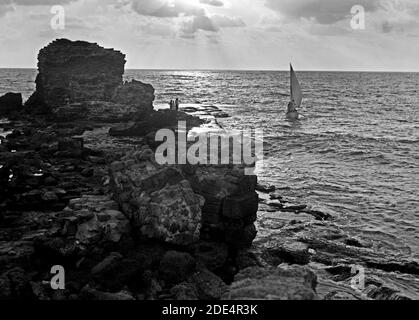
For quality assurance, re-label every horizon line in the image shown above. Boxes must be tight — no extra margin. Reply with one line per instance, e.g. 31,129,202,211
0,67,419,73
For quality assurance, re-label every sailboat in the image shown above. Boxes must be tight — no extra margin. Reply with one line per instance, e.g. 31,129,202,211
286,63,302,121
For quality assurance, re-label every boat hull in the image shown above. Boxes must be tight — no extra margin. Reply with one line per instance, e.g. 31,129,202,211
286,111,299,121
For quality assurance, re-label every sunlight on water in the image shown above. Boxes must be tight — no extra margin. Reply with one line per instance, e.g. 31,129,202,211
1,69,419,258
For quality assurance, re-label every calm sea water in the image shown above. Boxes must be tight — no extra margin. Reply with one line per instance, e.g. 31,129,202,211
1,69,419,258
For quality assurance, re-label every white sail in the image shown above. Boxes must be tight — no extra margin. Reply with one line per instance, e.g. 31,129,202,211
290,64,303,108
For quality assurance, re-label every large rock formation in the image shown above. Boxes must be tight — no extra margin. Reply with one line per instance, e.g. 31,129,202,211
25,39,155,120
27,39,125,108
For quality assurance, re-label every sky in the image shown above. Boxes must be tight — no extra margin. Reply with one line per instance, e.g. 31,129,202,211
0,0,419,71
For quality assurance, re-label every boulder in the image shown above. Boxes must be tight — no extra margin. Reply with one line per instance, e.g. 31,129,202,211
189,269,227,300
0,92,22,116
111,80,155,116
188,165,258,249
64,195,131,245
223,265,318,300
110,147,204,246
169,269,227,300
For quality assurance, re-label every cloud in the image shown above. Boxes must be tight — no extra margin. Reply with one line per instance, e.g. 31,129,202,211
265,0,381,24
138,20,176,37
0,0,79,17
129,0,205,18
0,0,78,5
0,3,12,16
211,14,245,28
200,0,224,7
374,0,419,34
180,14,245,38
181,14,218,35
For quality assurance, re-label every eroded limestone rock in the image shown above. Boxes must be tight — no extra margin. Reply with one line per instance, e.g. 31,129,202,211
110,147,204,246
223,264,318,300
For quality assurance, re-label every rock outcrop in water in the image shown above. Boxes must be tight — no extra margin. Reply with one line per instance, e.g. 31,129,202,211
24,39,154,121
27,39,125,108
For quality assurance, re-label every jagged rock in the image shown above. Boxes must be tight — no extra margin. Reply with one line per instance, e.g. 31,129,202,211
64,195,131,245
169,282,199,300
110,148,204,246
0,92,22,116
26,39,125,109
169,269,227,300
159,251,196,286
189,269,227,300
188,165,258,249
256,183,276,193
260,240,311,265
223,265,318,300
111,80,155,116
109,110,203,137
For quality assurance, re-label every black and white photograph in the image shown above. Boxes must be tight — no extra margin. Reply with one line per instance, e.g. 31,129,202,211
0,0,418,310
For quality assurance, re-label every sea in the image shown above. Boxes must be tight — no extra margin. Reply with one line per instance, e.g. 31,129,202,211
1,69,418,259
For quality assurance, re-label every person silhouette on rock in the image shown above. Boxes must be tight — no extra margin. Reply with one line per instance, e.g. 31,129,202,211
175,98,179,111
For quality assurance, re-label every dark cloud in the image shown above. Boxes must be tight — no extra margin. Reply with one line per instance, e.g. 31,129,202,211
379,19,419,34
180,14,245,38
182,15,218,35
265,0,381,24
199,0,224,7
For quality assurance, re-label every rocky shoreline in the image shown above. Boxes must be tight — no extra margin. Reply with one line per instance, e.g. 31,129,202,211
1,39,418,300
